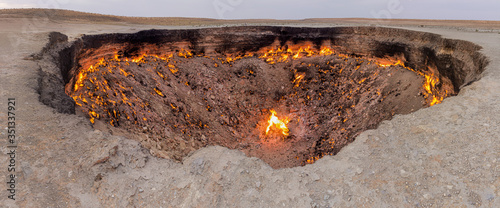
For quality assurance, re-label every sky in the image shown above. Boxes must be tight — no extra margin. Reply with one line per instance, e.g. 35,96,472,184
0,0,499,20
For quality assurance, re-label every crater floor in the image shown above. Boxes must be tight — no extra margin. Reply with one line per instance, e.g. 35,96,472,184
0,13,499,207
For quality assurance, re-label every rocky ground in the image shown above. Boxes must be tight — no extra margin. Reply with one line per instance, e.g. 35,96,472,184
0,10,499,207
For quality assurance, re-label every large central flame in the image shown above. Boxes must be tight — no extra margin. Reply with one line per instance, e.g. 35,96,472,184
265,110,290,137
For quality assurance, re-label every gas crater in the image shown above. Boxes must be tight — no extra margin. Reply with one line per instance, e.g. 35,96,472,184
38,26,488,168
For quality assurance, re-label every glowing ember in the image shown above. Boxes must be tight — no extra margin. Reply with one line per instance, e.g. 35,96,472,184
293,72,305,88
265,110,290,137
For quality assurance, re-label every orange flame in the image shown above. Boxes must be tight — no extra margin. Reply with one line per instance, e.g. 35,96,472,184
257,45,336,64
265,110,290,137
153,87,164,96
376,59,447,106
378,60,404,67
293,73,305,88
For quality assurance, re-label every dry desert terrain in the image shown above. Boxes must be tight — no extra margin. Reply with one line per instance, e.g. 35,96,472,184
1,9,500,207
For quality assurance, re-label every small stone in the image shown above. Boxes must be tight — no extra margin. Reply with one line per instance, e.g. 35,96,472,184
400,169,409,177
355,167,363,174
190,158,205,175
138,188,144,193
310,173,320,181
179,141,187,150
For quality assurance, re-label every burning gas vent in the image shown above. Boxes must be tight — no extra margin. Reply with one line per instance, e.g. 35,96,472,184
39,27,488,168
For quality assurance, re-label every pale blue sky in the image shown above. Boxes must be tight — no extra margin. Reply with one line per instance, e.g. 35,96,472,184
1,0,499,20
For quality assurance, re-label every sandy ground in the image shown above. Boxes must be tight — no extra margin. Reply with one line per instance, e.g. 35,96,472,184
0,11,500,207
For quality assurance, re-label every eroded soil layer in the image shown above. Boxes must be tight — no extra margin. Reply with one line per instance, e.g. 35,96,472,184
37,27,488,168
